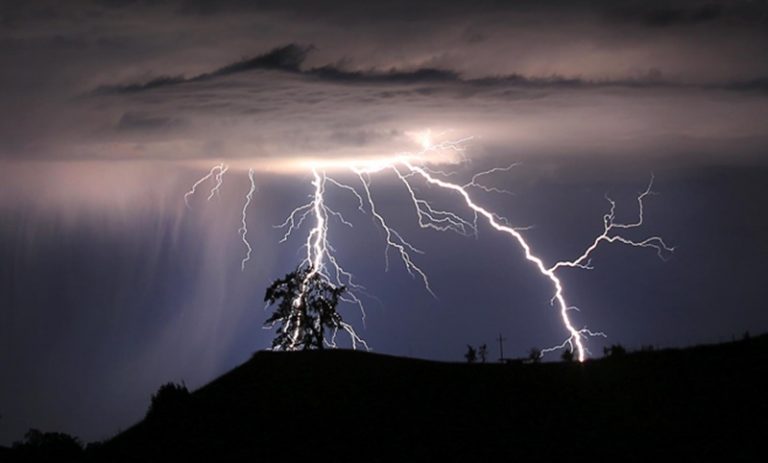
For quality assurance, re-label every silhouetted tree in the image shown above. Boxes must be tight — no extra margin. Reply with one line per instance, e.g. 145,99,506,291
265,265,346,350
478,344,488,363
465,345,477,363
561,348,574,362
528,347,542,363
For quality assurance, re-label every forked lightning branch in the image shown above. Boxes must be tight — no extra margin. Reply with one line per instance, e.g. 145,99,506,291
184,136,674,361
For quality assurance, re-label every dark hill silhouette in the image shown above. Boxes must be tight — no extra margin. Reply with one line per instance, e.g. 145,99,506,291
59,336,768,460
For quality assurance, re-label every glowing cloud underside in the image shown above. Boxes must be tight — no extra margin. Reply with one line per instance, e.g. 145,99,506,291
184,136,673,361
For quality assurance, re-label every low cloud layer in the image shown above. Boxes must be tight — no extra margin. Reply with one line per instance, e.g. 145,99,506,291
1,0,767,164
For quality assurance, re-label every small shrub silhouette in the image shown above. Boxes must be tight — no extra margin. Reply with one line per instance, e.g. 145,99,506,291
603,344,627,358
528,347,542,363
465,345,477,363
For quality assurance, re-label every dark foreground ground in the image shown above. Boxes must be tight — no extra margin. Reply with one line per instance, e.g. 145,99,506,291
7,335,768,461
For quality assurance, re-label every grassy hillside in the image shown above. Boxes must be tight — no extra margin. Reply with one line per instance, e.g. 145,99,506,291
87,335,768,461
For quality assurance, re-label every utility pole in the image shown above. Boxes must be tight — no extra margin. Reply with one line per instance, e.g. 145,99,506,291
497,333,506,363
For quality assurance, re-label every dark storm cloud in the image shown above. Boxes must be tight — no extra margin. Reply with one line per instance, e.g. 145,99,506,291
98,44,313,93
68,34,768,165
94,41,768,96
0,0,765,165
95,46,460,95
4,1,768,84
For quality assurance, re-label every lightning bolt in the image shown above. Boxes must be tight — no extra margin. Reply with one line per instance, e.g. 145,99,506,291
549,176,674,272
463,163,519,196
352,169,435,297
239,168,256,271
207,164,229,200
275,168,369,350
184,163,226,208
185,134,672,360
400,162,609,361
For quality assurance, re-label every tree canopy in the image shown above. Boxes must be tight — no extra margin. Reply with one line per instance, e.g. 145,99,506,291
264,265,346,350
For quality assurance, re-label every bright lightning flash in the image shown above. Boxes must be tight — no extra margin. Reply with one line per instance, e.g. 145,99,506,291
273,168,369,350
184,163,227,208
184,135,673,361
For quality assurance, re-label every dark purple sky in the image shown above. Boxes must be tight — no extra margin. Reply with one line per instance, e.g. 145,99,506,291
2,0,768,445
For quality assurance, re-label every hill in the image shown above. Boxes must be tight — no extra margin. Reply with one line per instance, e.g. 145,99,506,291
81,335,768,461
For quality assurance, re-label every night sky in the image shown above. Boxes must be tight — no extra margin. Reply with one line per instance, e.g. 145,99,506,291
2,0,768,445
